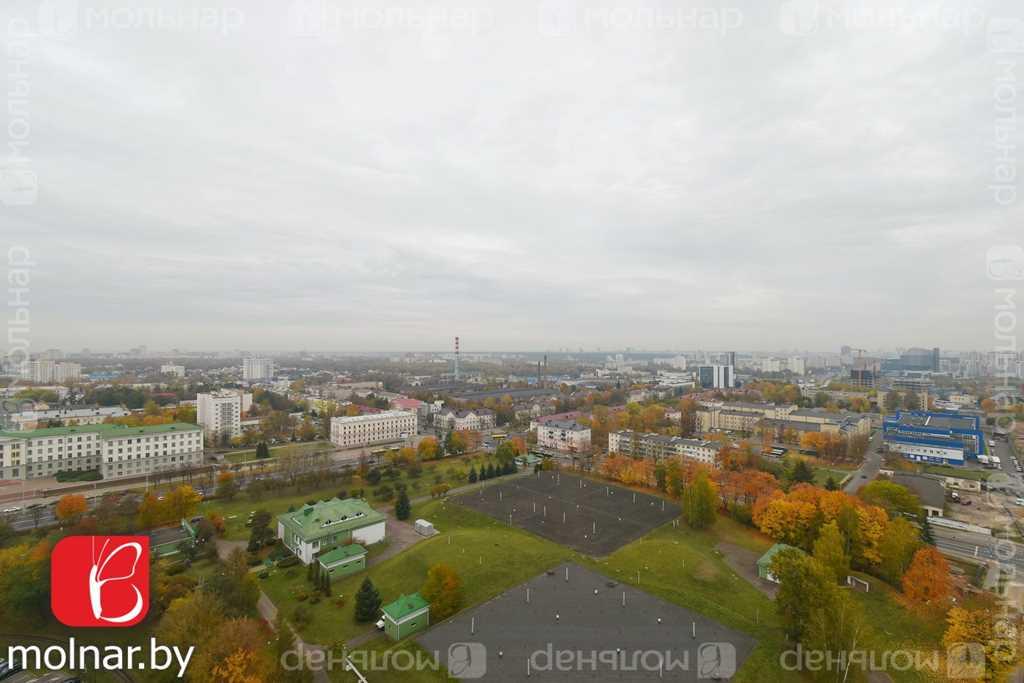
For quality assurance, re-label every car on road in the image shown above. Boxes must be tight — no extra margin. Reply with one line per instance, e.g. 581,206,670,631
1,507,21,514
1015,498,1024,507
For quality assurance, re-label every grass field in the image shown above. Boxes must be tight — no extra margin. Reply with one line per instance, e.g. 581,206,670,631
199,483,362,540
847,572,948,682
923,464,990,481
260,499,573,646
223,440,334,464
199,453,513,541
332,638,455,682
813,466,853,487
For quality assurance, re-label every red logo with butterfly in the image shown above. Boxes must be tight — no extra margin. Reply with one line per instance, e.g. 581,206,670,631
51,535,150,627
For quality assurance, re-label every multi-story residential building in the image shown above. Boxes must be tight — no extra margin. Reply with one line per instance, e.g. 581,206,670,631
277,497,386,564
0,422,203,480
7,405,130,431
432,408,496,432
607,430,720,467
161,364,186,378
696,402,795,433
242,357,274,381
197,390,253,441
330,410,417,448
21,360,81,384
536,420,591,453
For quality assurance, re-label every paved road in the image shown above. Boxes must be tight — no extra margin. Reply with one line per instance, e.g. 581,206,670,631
843,429,884,494
932,527,1024,571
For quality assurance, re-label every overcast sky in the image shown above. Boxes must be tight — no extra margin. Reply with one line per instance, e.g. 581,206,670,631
2,0,1022,353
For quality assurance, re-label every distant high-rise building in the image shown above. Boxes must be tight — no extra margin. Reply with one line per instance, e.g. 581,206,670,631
850,357,881,388
161,364,185,378
242,357,274,381
21,360,81,384
697,365,734,389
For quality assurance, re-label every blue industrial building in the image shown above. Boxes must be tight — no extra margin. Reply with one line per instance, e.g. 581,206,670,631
882,410,985,466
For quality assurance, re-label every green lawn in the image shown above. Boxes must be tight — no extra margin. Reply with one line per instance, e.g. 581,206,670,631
200,484,359,541
331,638,455,682
923,464,990,481
813,467,852,487
260,499,573,646
847,572,948,682
199,453,510,541
224,440,334,464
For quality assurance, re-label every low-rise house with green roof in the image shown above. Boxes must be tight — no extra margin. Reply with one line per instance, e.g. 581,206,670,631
0,422,203,481
276,497,386,564
381,593,430,641
317,543,367,577
151,518,200,557
756,543,803,584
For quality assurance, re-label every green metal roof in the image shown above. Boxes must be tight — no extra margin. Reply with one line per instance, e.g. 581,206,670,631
317,544,367,565
277,498,385,542
757,543,802,568
382,593,429,621
0,422,201,440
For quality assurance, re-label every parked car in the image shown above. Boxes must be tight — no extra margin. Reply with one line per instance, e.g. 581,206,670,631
375,618,385,630
1014,498,1024,506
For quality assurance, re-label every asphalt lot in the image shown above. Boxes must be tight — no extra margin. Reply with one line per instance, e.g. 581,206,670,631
453,472,680,556
417,562,757,681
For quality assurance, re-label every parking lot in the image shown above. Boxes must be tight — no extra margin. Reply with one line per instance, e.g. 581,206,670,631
418,562,757,681
452,471,680,556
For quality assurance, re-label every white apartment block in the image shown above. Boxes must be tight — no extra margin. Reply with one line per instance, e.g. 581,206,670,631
432,409,496,431
197,390,253,441
330,410,417,448
536,420,591,453
21,360,81,384
161,364,186,378
607,430,720,467
0,423,203,480
242,357,274,381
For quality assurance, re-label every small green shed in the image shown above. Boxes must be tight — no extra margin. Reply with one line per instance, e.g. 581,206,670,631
756,543,802,583
317,544,367,578
381,593,430,641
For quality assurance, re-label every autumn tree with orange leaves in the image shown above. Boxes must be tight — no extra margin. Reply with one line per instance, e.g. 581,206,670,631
901,547,951,606
55,493,88,524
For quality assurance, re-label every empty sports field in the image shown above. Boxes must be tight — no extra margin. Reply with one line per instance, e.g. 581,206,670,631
452,471,680,555
418,562,757,681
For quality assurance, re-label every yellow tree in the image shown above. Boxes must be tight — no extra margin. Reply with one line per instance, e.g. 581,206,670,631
422,563,463,620
163,485,202,523
417,436,439,461
137,492,163,529
943,606,1018,680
